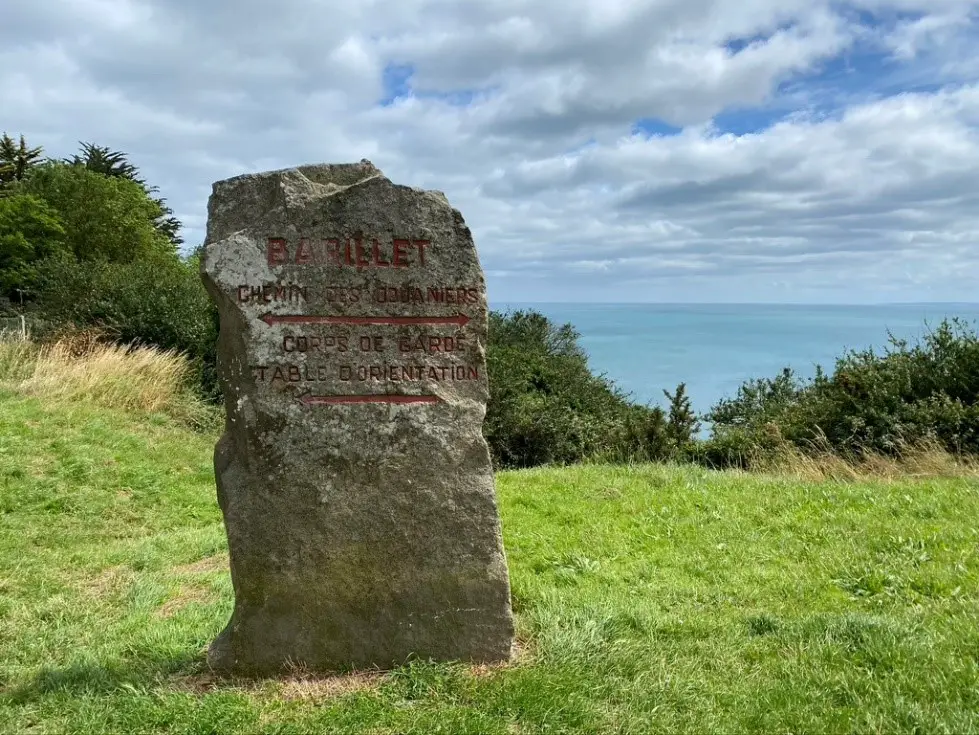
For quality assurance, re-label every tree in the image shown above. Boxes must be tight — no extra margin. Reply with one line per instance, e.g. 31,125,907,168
22,162,175,263
0,133,43,188
67,142,183,246
66,142,140,181
664,382,700,450
0,194,66,300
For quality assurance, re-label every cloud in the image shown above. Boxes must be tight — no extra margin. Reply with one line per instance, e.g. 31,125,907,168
2,0,979,302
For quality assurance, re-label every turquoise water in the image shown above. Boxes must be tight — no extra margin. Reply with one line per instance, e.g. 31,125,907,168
496,303,979,416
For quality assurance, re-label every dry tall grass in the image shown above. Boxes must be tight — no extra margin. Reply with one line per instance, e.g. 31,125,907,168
750,436,979,482
0,332,214,429
0,333,39,383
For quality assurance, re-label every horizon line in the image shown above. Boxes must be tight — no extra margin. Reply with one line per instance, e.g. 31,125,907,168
490,300,979,307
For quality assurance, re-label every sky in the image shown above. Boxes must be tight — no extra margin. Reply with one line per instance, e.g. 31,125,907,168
3,0,979,304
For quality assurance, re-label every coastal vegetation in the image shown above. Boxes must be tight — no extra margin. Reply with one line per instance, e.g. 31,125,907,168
3,130,979,473
699,318,979,470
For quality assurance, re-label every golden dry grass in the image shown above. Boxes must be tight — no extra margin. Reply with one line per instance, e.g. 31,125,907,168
273,672,386,701
0,332,39,383
74,565,135,602
751,436,979,482
0,332,214,428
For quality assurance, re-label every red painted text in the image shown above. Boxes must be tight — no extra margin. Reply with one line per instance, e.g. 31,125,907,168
267,236,430,268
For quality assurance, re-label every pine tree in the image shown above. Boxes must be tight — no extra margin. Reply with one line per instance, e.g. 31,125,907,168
664,382,700,450
67,142,140,181
68,142,183,245
0,133,44,188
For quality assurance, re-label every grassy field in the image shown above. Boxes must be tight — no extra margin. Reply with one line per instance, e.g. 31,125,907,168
1,350,979,732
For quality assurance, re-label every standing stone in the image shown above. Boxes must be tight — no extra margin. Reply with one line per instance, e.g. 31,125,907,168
200,161,514,675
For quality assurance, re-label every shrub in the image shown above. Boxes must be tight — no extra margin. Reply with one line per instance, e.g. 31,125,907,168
706,367,806,430
664,382,700,453
32,255,219,398
485,310,678,468
704,319,979,465
0,193,66,301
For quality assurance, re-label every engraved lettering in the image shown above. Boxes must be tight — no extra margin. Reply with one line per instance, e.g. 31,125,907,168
372,239,390,267
393,239,410,268
294,238,313,265
267,237,288,266
413,239,429,266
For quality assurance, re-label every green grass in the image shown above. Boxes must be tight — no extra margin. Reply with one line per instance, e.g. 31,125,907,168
2,389,979,734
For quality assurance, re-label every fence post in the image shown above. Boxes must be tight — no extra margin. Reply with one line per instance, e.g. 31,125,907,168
20,314,26,338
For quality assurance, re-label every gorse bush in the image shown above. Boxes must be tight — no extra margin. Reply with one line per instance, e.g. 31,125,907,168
704,318,979,465
485,310,692,468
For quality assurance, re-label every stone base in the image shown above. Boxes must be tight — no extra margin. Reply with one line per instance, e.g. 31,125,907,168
206,593,514,675
206,432,515,677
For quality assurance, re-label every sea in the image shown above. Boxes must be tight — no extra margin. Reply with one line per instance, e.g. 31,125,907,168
494,303,979,420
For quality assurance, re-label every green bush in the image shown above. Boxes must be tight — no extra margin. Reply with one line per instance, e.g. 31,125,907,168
689,424,788,470
0,193,66,301
704,319,979,464
32,254,219,398
485,310,684,468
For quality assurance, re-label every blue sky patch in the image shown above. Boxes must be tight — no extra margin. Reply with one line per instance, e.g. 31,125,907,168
711,108,789,136
724,23,796,55
415,88,489,106
631,118,683,137
380,63,414,106
380,63,496,107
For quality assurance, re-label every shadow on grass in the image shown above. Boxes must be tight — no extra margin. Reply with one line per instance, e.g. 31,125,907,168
2,649,207,704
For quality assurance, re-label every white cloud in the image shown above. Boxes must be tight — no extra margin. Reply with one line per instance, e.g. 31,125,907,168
884,11,974,60
2,0,979,302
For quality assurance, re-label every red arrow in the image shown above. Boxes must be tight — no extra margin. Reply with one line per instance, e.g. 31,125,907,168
261,313,470,327
301,394,440,405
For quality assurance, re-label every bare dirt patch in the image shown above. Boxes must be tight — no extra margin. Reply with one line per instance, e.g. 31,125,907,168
174,553,229,576
276,671,385,701
155,584,215,618
169,669,385,701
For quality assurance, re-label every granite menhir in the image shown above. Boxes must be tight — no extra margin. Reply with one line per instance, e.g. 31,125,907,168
200,161,514,675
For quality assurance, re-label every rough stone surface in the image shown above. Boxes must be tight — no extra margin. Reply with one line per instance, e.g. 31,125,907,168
200,161,514,675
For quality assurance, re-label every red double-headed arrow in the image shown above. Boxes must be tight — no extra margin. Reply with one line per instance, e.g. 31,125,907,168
301,394,440,405
261,313,470,327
